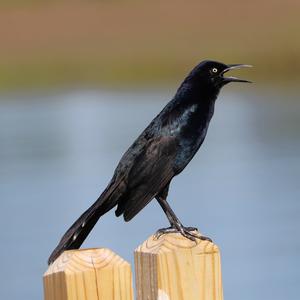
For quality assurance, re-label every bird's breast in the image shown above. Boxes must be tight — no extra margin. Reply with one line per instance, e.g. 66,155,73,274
169,101,215,172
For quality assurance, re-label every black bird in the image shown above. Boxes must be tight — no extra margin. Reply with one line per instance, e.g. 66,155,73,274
48,60,251,265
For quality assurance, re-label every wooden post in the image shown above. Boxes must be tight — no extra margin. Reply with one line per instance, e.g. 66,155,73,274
43,248,134,300
134,232,223,300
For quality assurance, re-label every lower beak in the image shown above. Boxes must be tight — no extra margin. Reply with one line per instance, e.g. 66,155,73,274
221,64,252,83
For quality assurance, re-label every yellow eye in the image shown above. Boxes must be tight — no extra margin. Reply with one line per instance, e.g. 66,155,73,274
212,68,218,73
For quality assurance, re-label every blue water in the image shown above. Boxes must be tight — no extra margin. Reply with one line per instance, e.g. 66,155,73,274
0,88,299,299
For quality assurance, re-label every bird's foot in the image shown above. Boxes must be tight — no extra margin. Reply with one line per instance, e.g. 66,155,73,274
154,225,212,242
154,226,176,239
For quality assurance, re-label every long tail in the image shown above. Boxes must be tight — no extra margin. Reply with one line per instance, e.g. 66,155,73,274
48,180,124,265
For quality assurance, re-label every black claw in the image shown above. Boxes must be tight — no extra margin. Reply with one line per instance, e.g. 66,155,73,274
154,225,212,243
184,227,198,232
154,226,174,239
184,231,213,243
179,229,197,242
198,235,213,242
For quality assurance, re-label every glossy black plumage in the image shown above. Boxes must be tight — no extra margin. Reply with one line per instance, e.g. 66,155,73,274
48,60,251,264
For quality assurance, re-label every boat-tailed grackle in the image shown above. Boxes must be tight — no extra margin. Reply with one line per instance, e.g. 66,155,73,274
48,60,251,265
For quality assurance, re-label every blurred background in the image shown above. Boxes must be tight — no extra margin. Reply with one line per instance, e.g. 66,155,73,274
0,0,299,299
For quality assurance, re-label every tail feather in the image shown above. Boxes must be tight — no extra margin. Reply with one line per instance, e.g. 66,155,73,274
48,180,124,265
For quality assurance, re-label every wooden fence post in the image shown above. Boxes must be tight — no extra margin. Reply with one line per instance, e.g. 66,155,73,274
134,232,223,300
43,248,134,300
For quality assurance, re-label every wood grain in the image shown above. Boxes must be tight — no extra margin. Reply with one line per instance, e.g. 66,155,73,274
43,248,134,300
135,232,223,300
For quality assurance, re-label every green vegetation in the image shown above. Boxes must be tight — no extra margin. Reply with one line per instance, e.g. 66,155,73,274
0,1,299,90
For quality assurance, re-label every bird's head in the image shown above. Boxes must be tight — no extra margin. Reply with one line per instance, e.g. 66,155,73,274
184,60,252,92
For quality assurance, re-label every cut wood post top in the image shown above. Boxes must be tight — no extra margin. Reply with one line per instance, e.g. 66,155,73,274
44,248,134,300
135,232,223,300
44,248,130,275
43,233,223,300
135,231,219,254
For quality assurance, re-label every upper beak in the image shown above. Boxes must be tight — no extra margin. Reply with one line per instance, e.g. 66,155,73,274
220,64,252,83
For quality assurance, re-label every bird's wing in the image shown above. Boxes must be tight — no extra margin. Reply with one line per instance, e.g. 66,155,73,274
117,135,178,221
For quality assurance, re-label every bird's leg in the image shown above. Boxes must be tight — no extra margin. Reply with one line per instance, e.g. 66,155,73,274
155,197,200,241
155,196,212,242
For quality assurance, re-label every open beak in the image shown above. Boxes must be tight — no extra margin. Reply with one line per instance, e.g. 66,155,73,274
221,64,252,83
